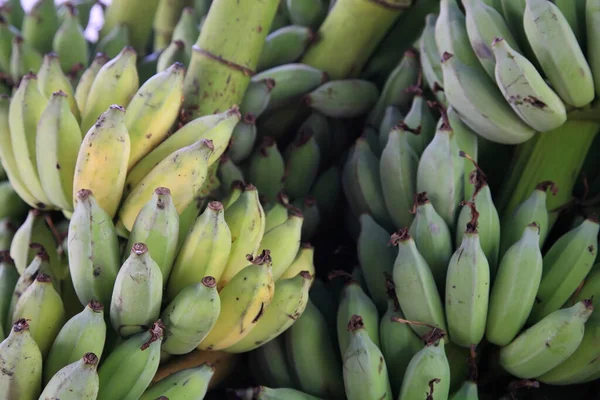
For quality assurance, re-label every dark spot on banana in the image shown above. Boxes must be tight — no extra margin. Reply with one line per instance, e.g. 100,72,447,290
252,303,265,323
589,245,595,253
524,96,547,109
56,163,60,169
535,297,542,304
545,341,551,347
378,356,384,373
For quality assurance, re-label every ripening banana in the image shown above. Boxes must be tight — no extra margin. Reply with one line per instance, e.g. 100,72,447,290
259,208,303,281
158,275,219,356
528,217,599,324
39,353,99,400
10,209,58,276
343,315,393,400
97,321,165,400
68,189,121,309
492,37,567,132
0,319,43,400
44,300,107,385
125,62,185,169
218,184,266,289
21,0,59,54
140,363,215,400
486,223,543,346
74,53,109,116
37,53,80,122
445,204,490,348
523,0,594,107
9,35,43,84
52,4,88,74
222,181,245,210
96,24,131,59
279,243,316,281
219,156,246,191
228,118,258,164
225,270,312,353
118,138,214,232
72,104,131,218
110,243,163,338
0,18,19,73
499,300,593,379
198,251,274,351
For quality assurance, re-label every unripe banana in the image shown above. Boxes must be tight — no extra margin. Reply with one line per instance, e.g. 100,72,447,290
380,122,419,230
219,184,266,288
279,243,316,281
234,386,323,400
449,380,479,400
21,0,58,54
343,315,393,400
240,78,275,118
420,14,448,106
74,53,109,115
436,0,480,67
249,336,295,388
124,107,240,194
528,217,599,324
44,300,107,385
258,25,315,71
378,105,403,151
523,0,594,107
119,138,214,232
447,107,478,200
284,130,321,199
391,228,447,338
0,0,24,29
294,197,319,241
97,321,165,400
500,181,556,255
96,24,131,59
198,250,274,351
35,90,82,212
161,276,221,355
125,62,185,168
248,137,286,202
286,0,325,28
445,203,490,348
172,7,199,56
0,220,15,251
157,40,189,73
229,117,258,164
587,0,600,97
310,165,341,223
80,46,139,134
111,243,163,338
304,79,379,118
499,300,593,379
39,352,100,400
222,181,245,210
52,3,88,74
263,192,291,233
0,319,43,400
416,111,464,232
219,156,246,191
259,208,303,281
10,209,58,276
0,15,20,73
0,252,17,333
68,189,121,308
37,53,80,121
9,36,43,83
125,187,179,283
152,0,190,52
0,183,24,222
403,88,437,157
440,52,537,145
11,273,65,357
140,363,215,400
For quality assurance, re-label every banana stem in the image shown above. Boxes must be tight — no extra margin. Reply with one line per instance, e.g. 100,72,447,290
182,0,279,118
498,120,600,228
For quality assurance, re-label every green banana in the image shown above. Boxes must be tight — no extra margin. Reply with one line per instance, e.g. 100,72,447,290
67,189,121,308
157,40,189,72
343,315,393,400
279,242,315,280
74,53,109,116
222,181,245,210
9,35,43,83
419,14,447,106
0,0,23,29
100,0,161,54
219,156,246,190
263,194,291,233
140,364,215,400
248,137,286,202
21,0,59,54
172,7,199,57
10,209,58,276
52,3,88,74
37,53,80,121
39,352,100,400
447,107,478,200
229,117,258,164
258,25,315,71
499,300,593,379
0,252,18,335
161,276,221,355
284,130,321,199
240,78,275,118
110,243,163,338
378,105,403,152
152,0,190,51
0,19,19,74
249,336,296,388
0,220,15,251
449,380,479,400
0,182,28,221
304,79,379,118
436,0,480,67
96,24,131,59
309,165,341,220
587,0,600,97
286,0,325,29
235,386,324,400
258,208,303,281
403,87,437,157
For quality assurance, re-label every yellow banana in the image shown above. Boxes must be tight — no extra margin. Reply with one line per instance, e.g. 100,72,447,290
74,53,109,117
259,207,303,281
37,53,80,122
279,242,316,280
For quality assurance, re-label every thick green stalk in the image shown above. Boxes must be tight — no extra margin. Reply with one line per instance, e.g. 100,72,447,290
498,120,600,228
182,0,279,118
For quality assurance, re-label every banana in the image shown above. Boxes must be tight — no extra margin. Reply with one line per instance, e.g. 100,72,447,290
309,165,341,221
390,228,448,337
499,300,593,379
523,0,594,107
235,386,324,400
68,189,121,309
403,87,437,157
37,53,80,122
198,250,274,351
240,78,275,118
252,64,327,111
248,137,286,202
343,315,393,400
219,156,246,190
303,79,379,118
378,106,403,151
21,0,59,54
420,14,447,106
380,123,419,230
0,0,23,32
140,364,214,400
97,321,165,400
119,138,214,232
447,106,478,200
440,52,537,145
96,24,131,59
416,111,464,232
500,181,556,255
445,203,490,348
52,3,88,74
284,299,345,399
9,35,43,83
73,104,130,218
124,106,240,194
218,184,266,288
74,53,109,116
35,90,82,212
10,209,58,276
152,0,190,51
436,0,480,67
258,208,303,281
367,49,420,128
125,187,179,283
486,222,542,346
229,117,258,164
161,276,221,355
157,40,189,72
39,352,99,400
0,220,15,251
258,25,315,71
298,111,331,158
222,181,245,210
279,243,316,281
125,62,185,169
80,46,139,134
8,72,53,208
528,217,599,324
44,300,107,385
172,7,200,57
463,0,521,79
286,0,325,28
284,130,321,199
587,0,600,97
398,334,451,400
11,273,65,357
249,336,296,388
0,253,17,338
110,243,163,338
380,278,421,398
0,319,43,400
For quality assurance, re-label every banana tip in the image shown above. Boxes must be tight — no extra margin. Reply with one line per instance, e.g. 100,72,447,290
13,318,29,332
83,352,99,365
347,314,365,331
132,242,148,255
208,201,223,211
202,276,217,288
